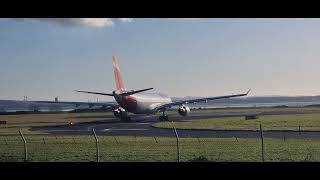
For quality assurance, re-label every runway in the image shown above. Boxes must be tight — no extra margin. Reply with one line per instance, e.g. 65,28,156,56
30,111,320,138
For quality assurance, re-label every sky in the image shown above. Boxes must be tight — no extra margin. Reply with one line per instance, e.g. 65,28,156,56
0,18,320,102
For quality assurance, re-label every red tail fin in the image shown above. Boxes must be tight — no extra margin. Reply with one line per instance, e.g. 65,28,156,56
112,55,125,91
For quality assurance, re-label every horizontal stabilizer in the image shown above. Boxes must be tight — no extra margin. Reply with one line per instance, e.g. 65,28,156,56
120,88,154,96
75,90,114,96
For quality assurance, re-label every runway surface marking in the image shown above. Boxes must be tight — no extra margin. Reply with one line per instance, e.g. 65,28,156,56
44,129,88,132
103,128,149,131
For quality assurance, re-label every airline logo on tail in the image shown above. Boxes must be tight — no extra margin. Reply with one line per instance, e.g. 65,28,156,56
112,55,125,92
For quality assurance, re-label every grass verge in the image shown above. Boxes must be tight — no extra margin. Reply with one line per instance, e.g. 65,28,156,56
153,113,320,131
0,135,319,162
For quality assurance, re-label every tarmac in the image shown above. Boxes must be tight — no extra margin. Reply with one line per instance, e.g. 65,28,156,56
30,111,320,138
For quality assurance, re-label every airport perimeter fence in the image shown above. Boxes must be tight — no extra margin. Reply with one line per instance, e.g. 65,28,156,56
1,126,320,162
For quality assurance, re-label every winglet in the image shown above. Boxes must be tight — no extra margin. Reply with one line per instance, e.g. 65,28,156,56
246,89,251,95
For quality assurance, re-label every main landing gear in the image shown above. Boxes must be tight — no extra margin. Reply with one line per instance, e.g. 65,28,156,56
159,111,169,121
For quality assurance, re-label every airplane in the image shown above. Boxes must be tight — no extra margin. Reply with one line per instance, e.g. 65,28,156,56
36,55,250,121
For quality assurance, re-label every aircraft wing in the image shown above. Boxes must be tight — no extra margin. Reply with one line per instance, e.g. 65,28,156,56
33,100,119,108
155,89,251,111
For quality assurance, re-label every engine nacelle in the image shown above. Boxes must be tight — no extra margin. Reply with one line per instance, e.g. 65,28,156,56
178,105,190,116
113,107,128,118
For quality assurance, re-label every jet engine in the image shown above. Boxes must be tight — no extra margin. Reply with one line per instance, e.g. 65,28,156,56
113,107,128,118
178,105,190,116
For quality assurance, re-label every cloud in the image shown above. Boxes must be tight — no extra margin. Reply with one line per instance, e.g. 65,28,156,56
13,18,200,28
118,18,134,22
13,18,133,28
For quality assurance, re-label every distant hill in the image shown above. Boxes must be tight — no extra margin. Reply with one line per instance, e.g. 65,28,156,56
0,100,75,112
1,95,320,112
305,104,320,108
0,100,113,112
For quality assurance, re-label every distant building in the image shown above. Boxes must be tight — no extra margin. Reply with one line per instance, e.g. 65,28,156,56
28,104,40,112
0,107,6,112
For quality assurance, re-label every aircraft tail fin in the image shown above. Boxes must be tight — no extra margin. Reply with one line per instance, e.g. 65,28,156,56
112,55,125,91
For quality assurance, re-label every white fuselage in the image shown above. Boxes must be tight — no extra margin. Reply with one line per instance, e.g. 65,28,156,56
114,92,172,114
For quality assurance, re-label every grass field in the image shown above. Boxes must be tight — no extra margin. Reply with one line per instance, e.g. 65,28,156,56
0,112,117,135
0,135,319,162
154,113,320,131
1,107,320,135
1,108,320,161
0,112,116,124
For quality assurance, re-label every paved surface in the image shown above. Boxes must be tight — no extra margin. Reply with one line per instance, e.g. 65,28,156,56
30,112,320,138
